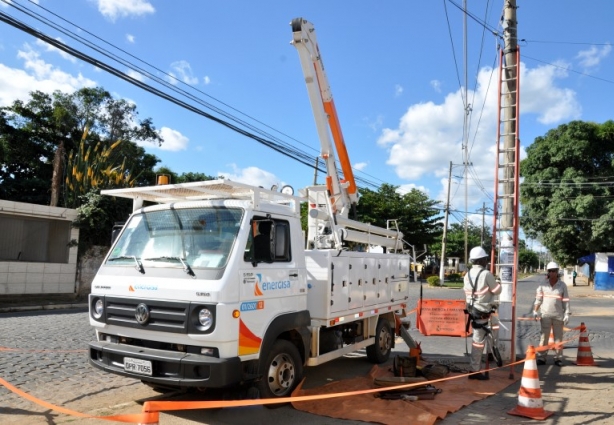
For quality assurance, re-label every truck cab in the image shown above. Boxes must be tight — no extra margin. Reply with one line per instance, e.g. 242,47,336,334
89,180,310,397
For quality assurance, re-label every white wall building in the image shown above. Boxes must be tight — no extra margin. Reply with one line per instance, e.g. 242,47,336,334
0,200,79,295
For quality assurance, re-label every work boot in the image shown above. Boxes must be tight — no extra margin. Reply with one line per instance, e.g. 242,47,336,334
536,358,546,366
554,359,563,367
468,372,489,380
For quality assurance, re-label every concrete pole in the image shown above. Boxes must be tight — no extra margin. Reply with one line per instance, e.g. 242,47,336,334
463,0,469,268
480,202,486,246
498,0,518,364
439,161,453,283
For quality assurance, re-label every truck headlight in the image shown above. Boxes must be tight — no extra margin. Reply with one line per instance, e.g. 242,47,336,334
198,308,213,330
93,299,104,319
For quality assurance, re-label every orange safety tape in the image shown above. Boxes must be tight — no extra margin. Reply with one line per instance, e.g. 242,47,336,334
534,333,579,353
0,377,155,423
2,355,529,419
144,358,528,413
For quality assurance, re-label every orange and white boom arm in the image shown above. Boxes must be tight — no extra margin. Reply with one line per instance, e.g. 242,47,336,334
291,17,358,216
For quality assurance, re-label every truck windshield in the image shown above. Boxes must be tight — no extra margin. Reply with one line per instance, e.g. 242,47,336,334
107,207,243,269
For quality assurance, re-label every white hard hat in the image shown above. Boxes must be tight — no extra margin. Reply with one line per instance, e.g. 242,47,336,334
546,261,559,270
469,246,489,261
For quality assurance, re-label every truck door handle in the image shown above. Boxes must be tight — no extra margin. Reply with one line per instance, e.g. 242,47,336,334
289,273,298,277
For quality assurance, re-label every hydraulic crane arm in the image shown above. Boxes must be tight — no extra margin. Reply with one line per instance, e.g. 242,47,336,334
291,17,358,216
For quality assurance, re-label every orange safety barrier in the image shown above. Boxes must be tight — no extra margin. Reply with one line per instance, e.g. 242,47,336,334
507,345,554,420
417,299,471,337
574,322,598,366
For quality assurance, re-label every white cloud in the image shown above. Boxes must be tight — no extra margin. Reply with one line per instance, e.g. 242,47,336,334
353,162,367,171
155,127,189,151
430,80,442,93
167,60,198,85
0,44,96,107
377,60,579,207
520,61,581,124
576,44,612,70
95,0,155,21
218,164,281,189
397,183,429,195
35,38,77,63
0,0,33,7
126,34,135,43
394,84,403,97
126,68,145,82
363,114,384,132
203,75,211,85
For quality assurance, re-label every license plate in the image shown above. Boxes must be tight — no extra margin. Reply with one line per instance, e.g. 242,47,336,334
124,357,152,376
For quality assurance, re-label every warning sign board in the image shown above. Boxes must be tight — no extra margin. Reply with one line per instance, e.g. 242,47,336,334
417,299,471,337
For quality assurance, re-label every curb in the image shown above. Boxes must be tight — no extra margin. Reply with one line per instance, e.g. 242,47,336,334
0,303,88,314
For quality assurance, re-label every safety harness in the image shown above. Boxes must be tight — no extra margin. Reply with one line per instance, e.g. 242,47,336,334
465,269,489,332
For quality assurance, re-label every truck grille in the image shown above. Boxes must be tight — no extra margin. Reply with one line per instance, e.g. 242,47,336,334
104,297,189,334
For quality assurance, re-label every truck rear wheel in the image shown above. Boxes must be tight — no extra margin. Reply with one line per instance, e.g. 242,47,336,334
257,339,303,399
366,318,392,363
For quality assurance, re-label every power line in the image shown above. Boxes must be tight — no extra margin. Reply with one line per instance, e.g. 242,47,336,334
0,1,387,191
521,54,614,85
521,39,613,47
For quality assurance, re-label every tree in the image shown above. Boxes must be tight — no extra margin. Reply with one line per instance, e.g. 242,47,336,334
356,184,442,251
518,249,539,271
430,221,491,261
150,166,218,185
73,191,132,252
0,87,162,206
520,120,614,265
65,128,139,208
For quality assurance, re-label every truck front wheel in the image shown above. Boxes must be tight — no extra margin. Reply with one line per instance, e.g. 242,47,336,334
366,318,392,363
257,339,303,399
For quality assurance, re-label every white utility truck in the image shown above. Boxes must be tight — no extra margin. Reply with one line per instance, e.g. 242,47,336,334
88,18,415,398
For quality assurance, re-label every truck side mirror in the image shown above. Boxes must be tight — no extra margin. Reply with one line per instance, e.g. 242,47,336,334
111,222,125,245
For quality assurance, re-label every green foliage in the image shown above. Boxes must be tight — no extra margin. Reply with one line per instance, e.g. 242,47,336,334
356,183,442,251
520,120,614,264
73,191,132,255
152,167,216,185
426,276,440,286
0,87,162,207
518,249,539,270
446,273,462,282
430,221,491,261
300,201,308,235
65,128,137,208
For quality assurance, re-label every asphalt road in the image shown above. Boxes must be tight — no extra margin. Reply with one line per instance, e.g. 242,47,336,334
0,275,611,424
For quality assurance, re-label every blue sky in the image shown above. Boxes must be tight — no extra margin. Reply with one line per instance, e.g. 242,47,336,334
0,0,612,247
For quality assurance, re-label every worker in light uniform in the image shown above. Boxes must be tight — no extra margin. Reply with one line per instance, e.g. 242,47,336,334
463,246,502,380
533,261,571,366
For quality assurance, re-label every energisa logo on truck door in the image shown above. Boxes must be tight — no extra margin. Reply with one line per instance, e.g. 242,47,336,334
242,272,296,297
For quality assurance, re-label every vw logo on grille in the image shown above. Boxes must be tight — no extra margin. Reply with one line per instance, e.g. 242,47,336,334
135,303,150,325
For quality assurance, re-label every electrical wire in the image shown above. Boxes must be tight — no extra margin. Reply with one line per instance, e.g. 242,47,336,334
1,0,387,191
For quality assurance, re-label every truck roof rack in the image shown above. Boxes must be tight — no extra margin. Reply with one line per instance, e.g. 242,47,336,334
101,179,301,212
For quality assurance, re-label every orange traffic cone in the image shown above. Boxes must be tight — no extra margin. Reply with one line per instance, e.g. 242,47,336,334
139,402,159,424
574,322,597,366
548,330,554,352
508,345,554,420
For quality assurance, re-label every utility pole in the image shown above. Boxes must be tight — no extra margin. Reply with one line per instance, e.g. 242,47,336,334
312,157,319,185
439,161,453,284
497,0,519,366
462,0,471,267
479,202,487,246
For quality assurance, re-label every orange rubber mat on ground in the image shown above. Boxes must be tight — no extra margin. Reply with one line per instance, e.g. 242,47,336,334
292,365,519,425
